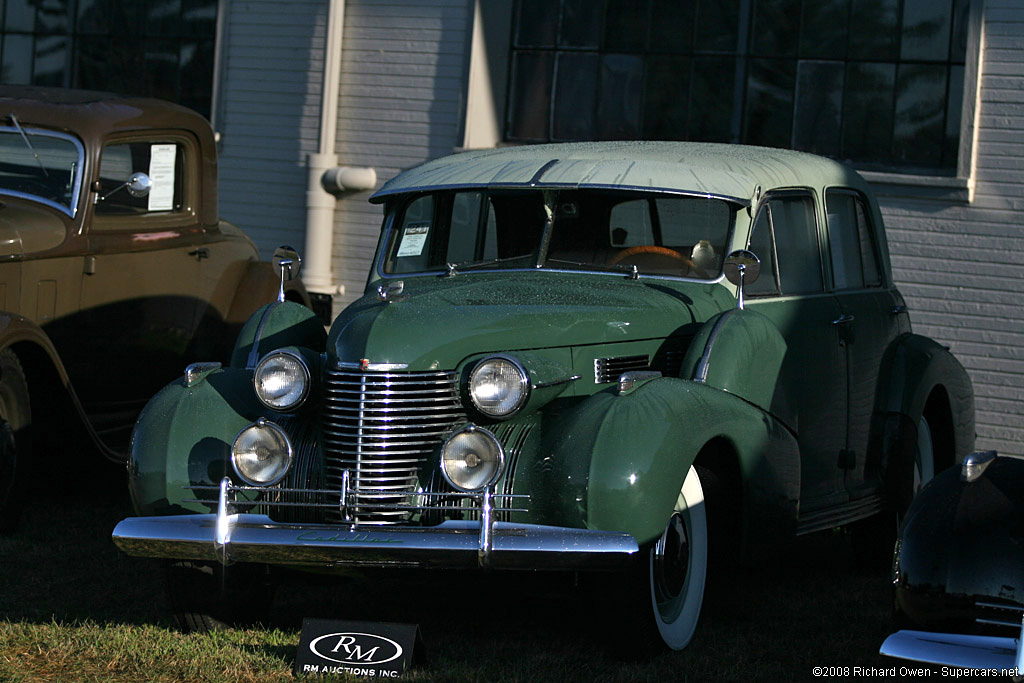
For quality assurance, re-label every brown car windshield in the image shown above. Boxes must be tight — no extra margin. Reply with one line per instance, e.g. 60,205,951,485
0,127,84,216
382,189,736,279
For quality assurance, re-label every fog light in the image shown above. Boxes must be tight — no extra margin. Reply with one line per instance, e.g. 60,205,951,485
440,425,504,492
231,418,293,486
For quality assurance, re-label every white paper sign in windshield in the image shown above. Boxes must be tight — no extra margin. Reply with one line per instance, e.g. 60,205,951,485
397,223,430,257
148,144,176,211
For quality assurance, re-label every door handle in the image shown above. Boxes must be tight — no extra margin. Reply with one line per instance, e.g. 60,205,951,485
832,313,855,325
188,248,210,261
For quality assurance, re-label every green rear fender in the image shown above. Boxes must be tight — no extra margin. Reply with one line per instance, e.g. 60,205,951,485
540,377,800,547
876,333,976,465
128,367,262,516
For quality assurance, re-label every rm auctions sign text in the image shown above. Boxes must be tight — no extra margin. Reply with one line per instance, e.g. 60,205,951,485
294,619,423,678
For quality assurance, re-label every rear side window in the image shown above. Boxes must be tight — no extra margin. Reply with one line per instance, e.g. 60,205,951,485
825,189,882,290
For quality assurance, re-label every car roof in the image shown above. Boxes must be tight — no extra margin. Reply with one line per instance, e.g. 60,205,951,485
0,86,212,141
370,141,871,204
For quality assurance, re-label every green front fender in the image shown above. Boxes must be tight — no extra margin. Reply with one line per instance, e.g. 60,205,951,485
128,367,262,516
541,377,799,547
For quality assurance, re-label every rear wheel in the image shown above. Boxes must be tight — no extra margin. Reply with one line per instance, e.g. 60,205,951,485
165,560,275,633
0,350,31,534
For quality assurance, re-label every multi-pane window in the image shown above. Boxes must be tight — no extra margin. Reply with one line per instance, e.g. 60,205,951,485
507,0,970,175
0,0,218,117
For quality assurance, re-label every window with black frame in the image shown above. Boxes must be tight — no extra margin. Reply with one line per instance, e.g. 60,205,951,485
0,0,218,117
506,0,971,175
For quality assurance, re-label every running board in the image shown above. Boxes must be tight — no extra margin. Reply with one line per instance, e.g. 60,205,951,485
796,495,883,536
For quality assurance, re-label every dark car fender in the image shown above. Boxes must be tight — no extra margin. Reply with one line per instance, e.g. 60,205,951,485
536,376,800,551
893,454,1024,631
0,312,123,462
230,301,327,369
127,366,264,515
873,333,976,489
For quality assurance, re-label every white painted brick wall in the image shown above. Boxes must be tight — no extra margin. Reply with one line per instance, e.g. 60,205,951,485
881,3,1024,456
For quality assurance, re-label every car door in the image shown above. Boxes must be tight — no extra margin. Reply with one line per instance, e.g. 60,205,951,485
824,188,902,497
71,133,206,427
745,191,850,513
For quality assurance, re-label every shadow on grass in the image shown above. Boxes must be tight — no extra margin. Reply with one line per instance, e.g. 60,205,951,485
1,466,900,680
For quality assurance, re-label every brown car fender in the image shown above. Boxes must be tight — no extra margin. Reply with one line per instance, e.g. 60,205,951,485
0,312,123,463
224,259,312,328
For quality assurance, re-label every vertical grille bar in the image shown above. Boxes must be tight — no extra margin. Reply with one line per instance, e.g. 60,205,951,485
322,367,465,524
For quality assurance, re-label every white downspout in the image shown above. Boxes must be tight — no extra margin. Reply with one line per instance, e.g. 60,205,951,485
303,0,346,299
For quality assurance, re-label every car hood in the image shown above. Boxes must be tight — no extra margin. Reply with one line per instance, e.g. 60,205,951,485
327,271,731,370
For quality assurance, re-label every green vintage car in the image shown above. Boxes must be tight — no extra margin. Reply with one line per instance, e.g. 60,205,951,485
113,142,975,651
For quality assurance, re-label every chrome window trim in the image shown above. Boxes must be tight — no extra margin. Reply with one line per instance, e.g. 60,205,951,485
0,126,85,218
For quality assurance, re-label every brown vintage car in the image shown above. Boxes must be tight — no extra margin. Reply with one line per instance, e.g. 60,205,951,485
0,86,305,530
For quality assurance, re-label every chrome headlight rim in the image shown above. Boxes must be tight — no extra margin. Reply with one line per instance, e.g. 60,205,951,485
230,418,294,487
468,354,530,419
439,424,505,493
253,349,311,412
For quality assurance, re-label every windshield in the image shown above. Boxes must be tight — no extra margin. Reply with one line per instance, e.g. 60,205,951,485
0,126,84,216
381,189,737,279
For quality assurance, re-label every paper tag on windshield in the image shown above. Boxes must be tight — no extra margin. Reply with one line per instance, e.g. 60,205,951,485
148,144,176,211
396,223,429,257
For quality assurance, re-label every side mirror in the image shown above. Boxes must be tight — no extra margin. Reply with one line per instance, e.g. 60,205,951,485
126,172,152,198
723,250,761,310
273,245,302,302
99,171,152,201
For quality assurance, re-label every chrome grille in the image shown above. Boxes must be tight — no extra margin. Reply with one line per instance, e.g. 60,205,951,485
322,367,465,524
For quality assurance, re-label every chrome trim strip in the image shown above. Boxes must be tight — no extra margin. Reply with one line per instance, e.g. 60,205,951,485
245,302,281,370
371,182,750,206
112,513,639,571
533,374,581,389
693,309,738,383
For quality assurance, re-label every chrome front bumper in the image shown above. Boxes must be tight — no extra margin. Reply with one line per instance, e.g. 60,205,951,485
112,478,639,571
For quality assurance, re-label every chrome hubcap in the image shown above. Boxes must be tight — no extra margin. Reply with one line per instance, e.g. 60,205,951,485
653,512,689,602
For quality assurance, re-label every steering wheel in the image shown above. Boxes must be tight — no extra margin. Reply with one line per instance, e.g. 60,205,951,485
608,245,685,265
608,245,708,278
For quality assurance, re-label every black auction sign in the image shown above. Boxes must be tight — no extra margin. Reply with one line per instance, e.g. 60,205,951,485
294,618,423,678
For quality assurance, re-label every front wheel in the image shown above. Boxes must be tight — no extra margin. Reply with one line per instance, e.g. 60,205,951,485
0,350,31,534
603,465,708,655
165,560,275,633
650,465,708,649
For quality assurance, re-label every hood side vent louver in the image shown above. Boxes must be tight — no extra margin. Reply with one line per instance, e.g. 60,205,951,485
594,355,650,384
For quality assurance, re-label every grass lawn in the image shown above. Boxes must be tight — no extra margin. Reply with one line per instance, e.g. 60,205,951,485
0,462,900,682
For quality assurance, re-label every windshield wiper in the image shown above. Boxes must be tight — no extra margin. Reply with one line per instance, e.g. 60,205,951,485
446,255,534,276
8,114,48,177
544,258,634,274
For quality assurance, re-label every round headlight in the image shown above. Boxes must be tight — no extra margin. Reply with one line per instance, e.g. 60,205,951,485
231,418,293,486
440,425,504,492
468,356,529,418
254,350,310,411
